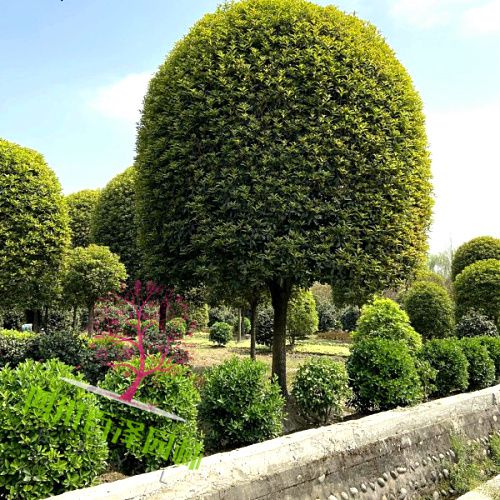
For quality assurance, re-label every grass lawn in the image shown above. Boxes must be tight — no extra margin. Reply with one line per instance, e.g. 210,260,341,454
184,330,351,391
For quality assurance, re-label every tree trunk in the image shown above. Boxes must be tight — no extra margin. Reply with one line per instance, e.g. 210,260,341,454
269,279,292,396
87,304,94,334
159,300,167,332
249,298,258,361
237,308,242,343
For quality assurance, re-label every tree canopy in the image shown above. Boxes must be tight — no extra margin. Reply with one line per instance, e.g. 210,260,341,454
91,167,142,282
135,0,432,392
451,236,500,280
0,138,70,310
66,189,100,248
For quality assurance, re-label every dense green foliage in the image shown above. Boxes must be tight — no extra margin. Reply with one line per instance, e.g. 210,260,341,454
91,167,142,282
287,289,319,344
0,139,70,310
208,306,237,327
0,359,108,499
135,0,432,392
451,236,500,280
454,259,500,326
340,306,360,332
256,306,274,347
422,339,469,396
199,357,284,450
209,321,233,346
316,302,341,332
347,338,423,412
403,281,454,339
456,310,498,338
189,303,209,329
34,330,87,368
99,356,201,473
0,329,37,368
460,338,495,390
65,189,100,247
354,297,422,351
292,357,351,424
478,336,500,379
62,244,127,330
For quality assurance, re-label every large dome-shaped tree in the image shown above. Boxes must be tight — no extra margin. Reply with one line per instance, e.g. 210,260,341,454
135,0,432,393
91,166,142,282
0,138,70,314
66,189,100,248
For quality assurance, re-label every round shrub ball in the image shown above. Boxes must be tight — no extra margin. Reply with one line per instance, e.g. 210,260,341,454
135,0,432,307
0,359,108,499
256,306,274,347
0,329,38,369
354,297,422,352
99,355,201,474
460,338,495,390
199,357,284,450
292,357,351,425
477,336,500,380
452,236,500,280
422,339,469,397
34,330,87,368
454,259,500,327
347,338,423,412
403,281,454,339
209,321,233,346
287,289,319,344
456,310,498,338
317,301,341,332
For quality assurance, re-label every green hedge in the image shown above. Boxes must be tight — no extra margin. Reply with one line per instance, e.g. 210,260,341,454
452,236,500,280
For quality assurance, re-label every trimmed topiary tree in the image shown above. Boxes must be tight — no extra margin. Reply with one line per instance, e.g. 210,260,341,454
287,289,319,345
456,310,498,338
340,306,360,332
292,357,351,425
62,244,127,333
135,0,432,394
422,338,469,396
91,166,143,283
0,138,70,314
256,306,274,347
460,338,495,390
478,336,500,380
347,338,423,412
354,297,422,352
0,359,108,499
451,236,500,280
454,259,500,327
209,321,233,346
199,357,284,450
66,189,100,248
403,281,454,339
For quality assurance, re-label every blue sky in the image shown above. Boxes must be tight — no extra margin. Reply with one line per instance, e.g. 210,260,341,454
1,0,499,252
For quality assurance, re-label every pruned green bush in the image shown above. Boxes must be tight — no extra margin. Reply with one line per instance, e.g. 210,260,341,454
452,236,500,280
403,281,454,339
414,355,438,400
189,303,209,330
354,297,422,352
477,336,500,380
0,359,108,499
99,356,201,474
208,306,237,327
454,259,500,327
287,289,319,345
292,357,351,425
340,306,360,332
0,329,37,368
66,189,100,248
199,357,284,450
421,339,469,396
209,321,233,346
460,338,495,390
256,306,274,347
34,330,87,368
347,338,423,412
316,302,341,332
456,310,498,338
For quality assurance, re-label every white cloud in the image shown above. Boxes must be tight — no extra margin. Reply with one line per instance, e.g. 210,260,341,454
461,0,500,35
426,98,500,252
389,0,474,28
89,72,152,123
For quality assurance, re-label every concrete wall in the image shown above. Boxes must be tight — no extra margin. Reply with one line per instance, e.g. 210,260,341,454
50,385,500,500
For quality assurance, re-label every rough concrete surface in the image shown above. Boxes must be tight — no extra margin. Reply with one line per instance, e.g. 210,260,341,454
49,385,500,500
457,474,500,500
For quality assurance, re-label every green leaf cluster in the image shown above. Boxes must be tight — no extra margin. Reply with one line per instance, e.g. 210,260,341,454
460,337,495,391
287,289,319,344
0,329,38,369
451,236,500,280
477,336,500,380
199,357,284,450
209,321,233,346
0,138,70,310
456,310,498,338
91,167,142,282
403,281,454,339
292,357,351,424
65,189,100,248
0,359,108,499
